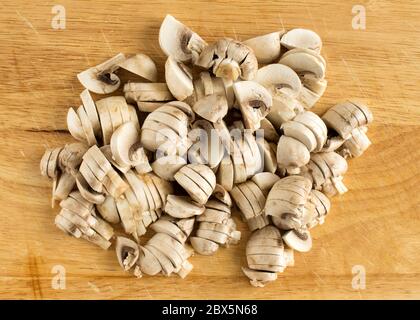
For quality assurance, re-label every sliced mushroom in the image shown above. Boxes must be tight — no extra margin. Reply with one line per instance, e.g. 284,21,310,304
243,31,284,64
152,155,187,181
233,81,272,131
159,14,207,64
282,229,312,252
190,237,219,255
242,267,278,287
77,53,126,94
165,56,194,101
115,237,140,271
251,172,280,194
281,28,322,53
279,48,326,80
164,195,205,218
96,195,120,224
124,82,174,104
118,53,158,82
67,108,87,142
192,94,228,123
137,245,162,276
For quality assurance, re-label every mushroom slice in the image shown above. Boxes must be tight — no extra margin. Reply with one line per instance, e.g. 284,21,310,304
197,208,230,224
281,28,322,53
152,155,186,181
243,31,283,64
150,173,174,205
53,172,76,203
247,214,270,231
118,53,158,82
293,111,328,151
77,105,97,146
196,229,229,245
230,185,255,220
242,267,277,287
110,121,141,167
277,135,310,172
150,219,187,244
255,64,302,98
58,143,88,175
151,233,190,260
95,98,114,145
137,101,167,113
190,237,219,255
67,108,87,142
256,138,277,173
282,229,312,252
137,246,162,276
165,195,205,218
46,147,62,179
80,89,101,137
144,244,175,276
147,239,183,269
115,237,140,271
251,172,280,194
212,184,232,207
233,81,272,131
77,53,126,94
55,214,82,238
279,48,326,79
96,195,120,224
192,94,228,123
216,154,234,192
281,121,317,152
259,118,280,143
159,14,207,63
40,149,53,177
174,170,210,205
75,173,105,204
165,56,194,101
124,82,174,103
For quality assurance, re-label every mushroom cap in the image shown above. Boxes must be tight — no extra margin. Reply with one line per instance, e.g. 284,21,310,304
282,229,313,252
165,56,194,101
110,121,140,167
77,53,125,94
279,48,326,79
255,64,302,98
281,28,322,53
118,53,158,82
243,31,283,64
277,135,311,170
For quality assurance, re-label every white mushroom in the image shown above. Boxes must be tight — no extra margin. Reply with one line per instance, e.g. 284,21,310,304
118,53,158,82
159,14,207,63
281,28,322,53
165,56,194,101
243,31,284,64
77,53,126,94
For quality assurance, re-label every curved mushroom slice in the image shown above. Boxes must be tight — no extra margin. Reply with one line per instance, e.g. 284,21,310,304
256,138,277,174
339,127,372,158
55,214,82,238
282,229,312,252
137,101,167,113
216,154,234,192
293,111,328,152
58,143,88,175
192,94,228,123
147,238,183,270
75,173,105,204
137,245,162,276
40,149,53,177
281,28,322,53
96,195,120,224
279,48,326,80
196,229,229,245
212,184,232,207
67,108,87,142
164,195,205,218
230,185,255,220
267,92,304,128
255,64,302,99
247,214,270,231
165,56,194,101
77,53,126,94
110,121,143,168
151,233,190,261
277,135,310,173
233,81,272,131
243,31,283,64
152,155,186,181
124,82,174,104
53,172,76,203
80,89,101,138
115,237,140,271
281,121,317,152
159,14,206,64
190,237,219,255
251,172,280,194
77,105,97,146
150,219,187,243
242,267,277,288
144,244,175,276
259,118,280,143
118,53,158,82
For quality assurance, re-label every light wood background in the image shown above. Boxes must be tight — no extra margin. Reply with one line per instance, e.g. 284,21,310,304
0,0,419,300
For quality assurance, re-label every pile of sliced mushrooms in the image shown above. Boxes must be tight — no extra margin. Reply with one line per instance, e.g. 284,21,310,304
40,15,373,287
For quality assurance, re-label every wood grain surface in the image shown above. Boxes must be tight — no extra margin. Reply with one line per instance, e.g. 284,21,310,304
0,0,419,300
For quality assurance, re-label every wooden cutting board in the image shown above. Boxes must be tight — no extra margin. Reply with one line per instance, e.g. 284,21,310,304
0,0,419,299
